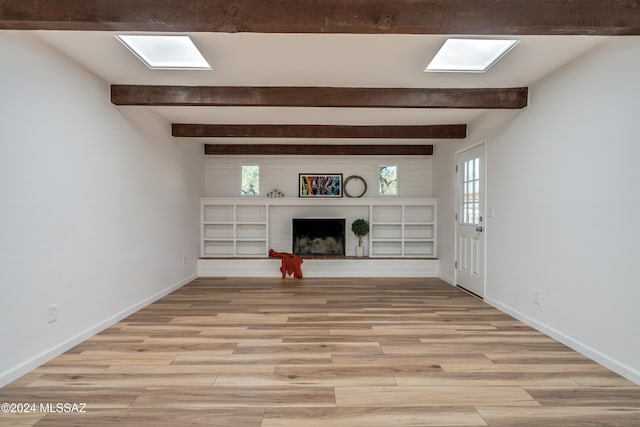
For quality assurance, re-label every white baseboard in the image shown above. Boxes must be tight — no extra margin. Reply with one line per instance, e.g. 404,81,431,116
198,258,439,278
0,273,198,388
485,296,640,385
439,275,456,286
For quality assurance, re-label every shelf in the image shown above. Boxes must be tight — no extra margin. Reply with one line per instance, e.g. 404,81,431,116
405,205,435,223
236,205,267,223
370,241,403,257
236,240,268,257
371,223,402,240
403,224,434,240
404,241,435,257
203,205,234,223
236,223,267,239
203,223,234,240
203,240,234,257
371,205,403,223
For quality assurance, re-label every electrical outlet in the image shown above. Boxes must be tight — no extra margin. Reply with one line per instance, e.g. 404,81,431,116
534,290,542,306
48,304,58,323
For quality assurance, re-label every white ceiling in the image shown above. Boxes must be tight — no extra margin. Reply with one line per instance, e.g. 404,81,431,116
34,31,607,143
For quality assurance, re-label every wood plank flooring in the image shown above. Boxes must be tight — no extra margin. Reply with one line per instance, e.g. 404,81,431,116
1,277,639,426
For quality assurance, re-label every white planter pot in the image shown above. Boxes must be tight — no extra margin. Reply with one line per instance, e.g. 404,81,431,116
355,245,364,257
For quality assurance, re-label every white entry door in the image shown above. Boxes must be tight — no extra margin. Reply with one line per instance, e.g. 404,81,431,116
456,144,485,297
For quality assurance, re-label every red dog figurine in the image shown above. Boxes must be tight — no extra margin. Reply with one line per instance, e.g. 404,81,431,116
269,249,304,278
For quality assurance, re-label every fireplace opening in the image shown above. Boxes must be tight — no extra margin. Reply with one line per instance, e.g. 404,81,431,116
292,218,345,256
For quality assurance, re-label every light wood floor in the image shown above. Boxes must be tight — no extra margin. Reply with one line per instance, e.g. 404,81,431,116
2,278,639,426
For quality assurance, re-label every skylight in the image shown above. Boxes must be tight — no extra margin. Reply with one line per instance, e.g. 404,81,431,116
425,38,518,73
116,35,211,70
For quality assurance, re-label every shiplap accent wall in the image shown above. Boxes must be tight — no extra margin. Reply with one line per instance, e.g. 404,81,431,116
204,155,433,198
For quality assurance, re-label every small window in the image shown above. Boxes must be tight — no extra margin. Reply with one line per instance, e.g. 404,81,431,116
241,165,259,196
379,165,398,195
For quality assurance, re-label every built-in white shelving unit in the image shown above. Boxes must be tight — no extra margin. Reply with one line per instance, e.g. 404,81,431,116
369,203,436,257
201,197,436,258
202,201,268,257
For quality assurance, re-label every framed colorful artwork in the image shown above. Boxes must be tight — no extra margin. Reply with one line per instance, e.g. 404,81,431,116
298,174,343,198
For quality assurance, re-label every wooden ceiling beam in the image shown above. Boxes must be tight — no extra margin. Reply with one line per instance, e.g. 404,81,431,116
204,144,434,156
1,0,639,35
173,124,466,139
112,86,528,109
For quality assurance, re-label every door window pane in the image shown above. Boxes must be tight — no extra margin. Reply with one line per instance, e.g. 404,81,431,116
461,158,480,225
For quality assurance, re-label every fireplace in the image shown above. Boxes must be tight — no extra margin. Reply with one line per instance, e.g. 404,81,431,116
292,218,345,256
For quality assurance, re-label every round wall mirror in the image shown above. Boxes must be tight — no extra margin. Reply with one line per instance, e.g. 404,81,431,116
344,175,367,198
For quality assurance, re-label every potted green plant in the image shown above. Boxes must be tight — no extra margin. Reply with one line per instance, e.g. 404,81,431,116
351,218,370,257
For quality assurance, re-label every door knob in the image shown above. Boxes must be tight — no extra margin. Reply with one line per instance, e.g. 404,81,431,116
475,226,483,232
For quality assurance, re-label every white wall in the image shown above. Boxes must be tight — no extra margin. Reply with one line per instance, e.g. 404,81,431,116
0,33,204,386
432,141,463,285
433,113,520,285
436,38,640,383
205,155,432,197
